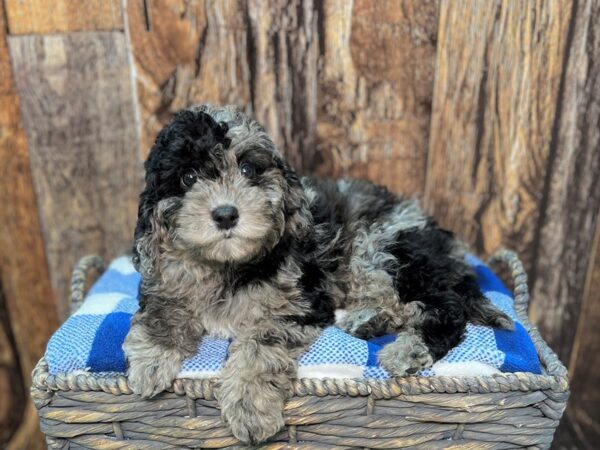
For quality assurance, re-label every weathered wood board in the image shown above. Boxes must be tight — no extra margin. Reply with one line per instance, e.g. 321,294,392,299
127,0,316,169
545,1,600,446
8,32,143,320
127,0,251,158
0,7,57,449
315,0,438,196
528,0,600,362
425,0,572,267
427,0,598,357
4,0,123,34
127,0,438,195
0,293,25,447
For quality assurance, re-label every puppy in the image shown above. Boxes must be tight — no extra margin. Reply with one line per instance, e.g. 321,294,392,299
123,105,512,444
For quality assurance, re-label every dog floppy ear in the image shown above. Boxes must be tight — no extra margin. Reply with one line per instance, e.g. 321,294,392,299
132,170,159,276
281,162,312,239
132,140,178,278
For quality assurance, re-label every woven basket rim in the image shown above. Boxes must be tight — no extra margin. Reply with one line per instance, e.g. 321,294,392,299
31,249,569,409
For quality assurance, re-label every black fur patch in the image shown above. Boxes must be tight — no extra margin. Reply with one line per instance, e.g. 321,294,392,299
387,221,484,358
228,234,337,328
133,110,229,261
293,259,336,327
224,235,295,292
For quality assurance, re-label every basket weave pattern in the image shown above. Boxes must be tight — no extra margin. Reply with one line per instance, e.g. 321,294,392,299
31,250,569,449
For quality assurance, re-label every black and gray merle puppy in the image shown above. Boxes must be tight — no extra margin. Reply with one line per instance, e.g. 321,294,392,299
123,104,513,444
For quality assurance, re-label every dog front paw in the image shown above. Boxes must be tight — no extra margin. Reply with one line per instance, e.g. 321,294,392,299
126,350,181,398
222,401,284,445
336,308,378,336
378,331,434,376
123,325,183,398
218,377,286,445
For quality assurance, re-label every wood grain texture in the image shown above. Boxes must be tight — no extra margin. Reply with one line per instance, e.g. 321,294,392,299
245,0,320,172
5,0,123,34
425,0,572,266
0,7,57,449
425,5,598,446
542,2,600,447
554,222,600,449
0,290,24,446
0,2,596,448
128,0,320,172
127,0,438,187
315,0,438,195
127,0,248,157
528,0,600,362
8,32,143,320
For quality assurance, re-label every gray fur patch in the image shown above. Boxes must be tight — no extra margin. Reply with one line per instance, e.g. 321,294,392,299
217,322,319,444
341,200,428,310
336,308,378,335
378,330,434,376
123,320,186,398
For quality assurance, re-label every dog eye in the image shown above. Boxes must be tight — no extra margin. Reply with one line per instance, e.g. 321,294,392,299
181,171,197,188
240,162,256,178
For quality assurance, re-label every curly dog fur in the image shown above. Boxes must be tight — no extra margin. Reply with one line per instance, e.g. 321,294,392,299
123,104,513,444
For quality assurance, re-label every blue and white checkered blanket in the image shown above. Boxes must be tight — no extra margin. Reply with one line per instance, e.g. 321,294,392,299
46,255,541,379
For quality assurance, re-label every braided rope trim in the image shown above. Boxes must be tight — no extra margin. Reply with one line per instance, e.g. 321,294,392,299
31,249,569,409
69,255,106,315
486,250,568,378
31,356,568,409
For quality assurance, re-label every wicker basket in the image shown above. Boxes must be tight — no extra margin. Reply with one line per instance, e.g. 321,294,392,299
31,250,569,449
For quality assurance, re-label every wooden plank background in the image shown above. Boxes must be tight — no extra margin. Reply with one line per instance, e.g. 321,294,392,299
0,4,58,448
0,1,598,448
9,31,143,320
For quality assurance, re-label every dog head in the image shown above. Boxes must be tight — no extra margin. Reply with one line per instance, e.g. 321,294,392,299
133,105,310,275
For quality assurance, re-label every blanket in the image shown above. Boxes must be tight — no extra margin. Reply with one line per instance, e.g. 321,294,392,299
45,255,541,379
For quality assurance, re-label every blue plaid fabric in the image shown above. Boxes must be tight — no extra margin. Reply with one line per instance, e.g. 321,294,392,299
45,255,541,379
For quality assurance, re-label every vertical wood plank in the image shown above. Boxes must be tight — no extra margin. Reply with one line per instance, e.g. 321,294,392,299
8,32,143,320
425,0,572,267
315,0,438,196
0,290,25,447
0,6,57,449
127,0,320,172
245,0,320,172
5,0,123,34
537,2,600,445
554,222,600,448
127,0,438,188
528,0,600,361
127,0,249,157
427,9,600,449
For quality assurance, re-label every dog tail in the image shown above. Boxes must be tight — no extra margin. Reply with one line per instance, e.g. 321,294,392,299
468,297,514,330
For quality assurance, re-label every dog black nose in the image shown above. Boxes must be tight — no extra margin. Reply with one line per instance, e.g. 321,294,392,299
212,205,239,230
